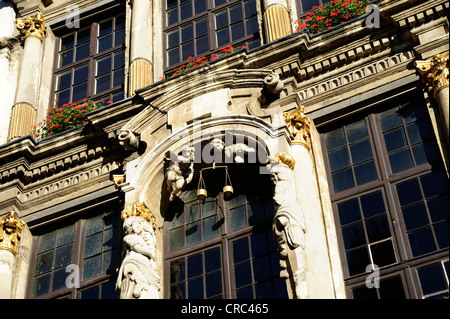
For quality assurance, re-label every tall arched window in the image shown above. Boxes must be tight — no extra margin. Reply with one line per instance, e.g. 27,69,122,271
164,165,288,299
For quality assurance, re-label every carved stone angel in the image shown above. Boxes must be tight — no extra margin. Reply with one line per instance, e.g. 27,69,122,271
165,145,195,201
116,216,160,299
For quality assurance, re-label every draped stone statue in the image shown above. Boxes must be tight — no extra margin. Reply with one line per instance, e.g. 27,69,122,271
116,204,160,299
268,153,308,299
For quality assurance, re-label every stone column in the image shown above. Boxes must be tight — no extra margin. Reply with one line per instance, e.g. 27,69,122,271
263,0,292,43
0,211,26,299
7,13,46,141
0,1,16,144
282,106,336,298
129,0,153,96
415,53,449,145
116,203,161,299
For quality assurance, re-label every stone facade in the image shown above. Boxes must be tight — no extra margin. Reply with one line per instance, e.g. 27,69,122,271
0,0,448,299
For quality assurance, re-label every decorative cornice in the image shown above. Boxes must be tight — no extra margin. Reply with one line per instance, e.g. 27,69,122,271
283,106,311,150
415,53,449,98
16,12,46,43
0,211,26,255
121,203,157,230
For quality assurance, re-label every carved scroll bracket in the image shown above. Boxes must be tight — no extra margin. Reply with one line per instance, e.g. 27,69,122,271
0,211,26,255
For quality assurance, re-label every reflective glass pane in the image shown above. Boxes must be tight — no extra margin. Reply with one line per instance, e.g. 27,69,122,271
229,194,245,208
408,227,436,256
35,251,53,275
412,141,437,165
205,248,221,272
332,168,355,193
167,30,179,48
427,195,449,222
32,274,51,297
203,199,216,217
346,120,368,142
206,272,222,298
96,74,111,93
434,222,449,248
59,49,73,67
114,51,125,69
248,200,264,224
170,259,185,284
389,149,414,174
86,214,103,235
55,89,70,107
233,238,249,263
353,285,378,299
57,225,74,246
328,148,350,171
170,227,184,251
54,244,73,268
246,15,259,34
74,65,89,84
366,215,390,242
202,216,218,240
103,227,118,249
81,286,99,299
244,0,257,17
217,28,230,47
98,34,112,53
96,56,111,75
102,248,117,274
181,24,194,42
231,21,244,41
52,267,68,291
168,47,180,66
371,240,396,267
325,127,345,150
378,275,406,299
360,192,385,218
195,0,207,14
180,2,193,20
407,120,431,144
196,35,209,55
61,34,75,50
84,233,102,257
188,277,204,299
380,108,402,131
99,19,113,36
230,206,246,230
75,43,90,61
215,0,227,6
420,172,448,198
77,28,91,45
396,179,422,206
301,0,321,12
354,160,377,186
181,41,194,60
57,71,72,90
72,82,88,102
230,5,242,24
167,8,178,26
384,128,407,152
418,264,447,295
114,28,126,46
185,221,201,246
83,255,101,279
253,256,271,282
186,202,200,223
187,253,203,278
402,203,429,231
215,11,228,29
250,232,268,257
338,198,361,226
234,261,251,288
346,246,370,276
342,222,366,250
350,140,372,164
113,69,124,87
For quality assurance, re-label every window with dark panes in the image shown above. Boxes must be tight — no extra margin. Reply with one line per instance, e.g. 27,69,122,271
29,207,121,299
53,12,126,108
296,0,331,14
321,91,449,299
165,165,287,299
164,0,260,72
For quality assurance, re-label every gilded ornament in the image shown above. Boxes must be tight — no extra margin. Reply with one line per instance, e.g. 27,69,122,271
270,152,296,170
121,203,157,230
0,211,26,255
283,106,311,150
16,13,46,42
415,54,449,98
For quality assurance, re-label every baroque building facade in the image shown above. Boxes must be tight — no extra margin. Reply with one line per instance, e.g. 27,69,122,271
0,0,448,299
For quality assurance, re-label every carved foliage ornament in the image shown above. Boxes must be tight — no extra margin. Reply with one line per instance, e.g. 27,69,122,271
415,54,449,98
283,106,311,150
0,211,26,255
16,13,46,42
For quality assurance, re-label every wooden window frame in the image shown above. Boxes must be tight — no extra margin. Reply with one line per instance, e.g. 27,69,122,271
320,90,449,298
163,0,261,73
51,10,126,109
